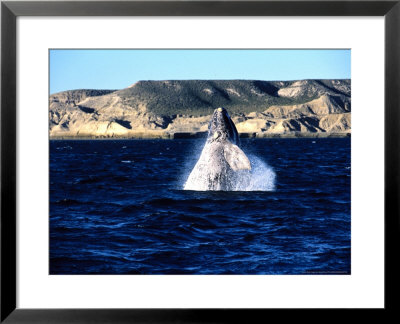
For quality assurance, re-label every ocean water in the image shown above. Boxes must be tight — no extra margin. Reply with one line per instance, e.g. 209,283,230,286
50,138,351,275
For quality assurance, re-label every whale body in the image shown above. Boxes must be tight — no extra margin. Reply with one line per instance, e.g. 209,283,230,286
184,107,251,191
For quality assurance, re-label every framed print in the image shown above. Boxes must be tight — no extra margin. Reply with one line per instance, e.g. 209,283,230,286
1,0,399,322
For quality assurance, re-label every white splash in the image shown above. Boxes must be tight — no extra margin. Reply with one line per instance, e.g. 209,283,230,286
183,151,276,192
239,154,276,191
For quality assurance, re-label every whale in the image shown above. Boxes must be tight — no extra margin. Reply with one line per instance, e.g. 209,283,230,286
184,107,251,191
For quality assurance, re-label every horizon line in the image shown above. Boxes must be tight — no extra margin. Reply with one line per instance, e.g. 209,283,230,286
50,78,351,95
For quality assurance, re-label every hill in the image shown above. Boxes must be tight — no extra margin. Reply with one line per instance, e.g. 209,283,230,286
49,79,351,138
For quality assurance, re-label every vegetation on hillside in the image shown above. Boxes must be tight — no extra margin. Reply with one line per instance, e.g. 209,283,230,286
50,89,117,104
49,79,351,138
114,80,350,117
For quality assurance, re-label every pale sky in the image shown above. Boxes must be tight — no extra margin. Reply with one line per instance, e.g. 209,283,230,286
50,49,351,94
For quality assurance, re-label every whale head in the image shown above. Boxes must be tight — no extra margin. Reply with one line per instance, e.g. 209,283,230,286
208,107,239,145
184,107,252,191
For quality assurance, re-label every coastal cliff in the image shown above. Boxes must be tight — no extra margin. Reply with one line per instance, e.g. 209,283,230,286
49,79,351,139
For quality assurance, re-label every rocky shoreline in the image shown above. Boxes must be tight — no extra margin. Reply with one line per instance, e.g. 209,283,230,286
50,131,350,140
49,79,351,139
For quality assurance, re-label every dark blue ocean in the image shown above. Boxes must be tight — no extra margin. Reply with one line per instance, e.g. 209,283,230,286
49,138,351,275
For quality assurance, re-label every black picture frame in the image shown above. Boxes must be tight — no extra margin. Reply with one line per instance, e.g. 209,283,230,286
1,0,399,322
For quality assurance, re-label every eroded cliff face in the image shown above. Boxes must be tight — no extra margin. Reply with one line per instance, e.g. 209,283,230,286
234,94,350,135
49,79,351,138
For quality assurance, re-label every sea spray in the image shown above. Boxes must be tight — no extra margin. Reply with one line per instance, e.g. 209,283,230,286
182,146,276,192
176,138,205,189
236,154,276,191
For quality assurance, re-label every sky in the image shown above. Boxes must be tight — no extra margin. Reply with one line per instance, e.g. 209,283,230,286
49,49,351,94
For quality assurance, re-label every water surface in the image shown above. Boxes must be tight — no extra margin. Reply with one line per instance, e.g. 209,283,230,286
50,138,351,274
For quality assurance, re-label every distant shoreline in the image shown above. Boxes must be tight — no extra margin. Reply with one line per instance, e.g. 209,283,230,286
50,79,351,139
49,132,350,140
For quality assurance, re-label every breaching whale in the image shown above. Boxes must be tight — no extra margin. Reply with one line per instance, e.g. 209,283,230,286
184,107,251,191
